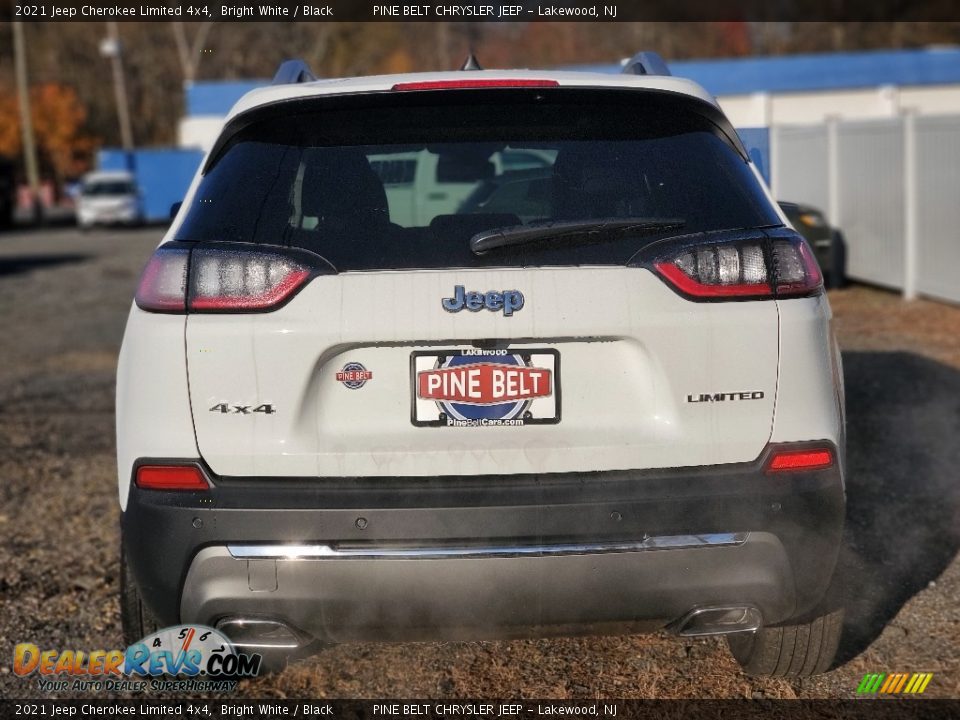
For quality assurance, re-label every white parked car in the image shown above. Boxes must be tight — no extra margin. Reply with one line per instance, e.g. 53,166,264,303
368,147,556,226
77,170,142,229
117,57,846,677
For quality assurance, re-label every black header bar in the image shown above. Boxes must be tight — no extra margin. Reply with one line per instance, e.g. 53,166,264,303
5,0,960,22
2,699,959,719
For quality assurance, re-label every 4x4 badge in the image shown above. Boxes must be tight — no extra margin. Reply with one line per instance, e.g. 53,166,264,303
442,285,524,317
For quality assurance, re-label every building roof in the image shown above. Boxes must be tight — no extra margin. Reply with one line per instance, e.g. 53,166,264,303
568,47,960,96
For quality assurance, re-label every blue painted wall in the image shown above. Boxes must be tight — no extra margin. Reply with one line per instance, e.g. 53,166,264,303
98,149,204,222
186,80,266,116
567,47,960,97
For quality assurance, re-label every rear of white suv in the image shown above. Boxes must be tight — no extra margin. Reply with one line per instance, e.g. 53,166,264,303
116,70,845,677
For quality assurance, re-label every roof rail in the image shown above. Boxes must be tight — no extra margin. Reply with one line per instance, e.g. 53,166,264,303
272,59,317,85
621,52,671,77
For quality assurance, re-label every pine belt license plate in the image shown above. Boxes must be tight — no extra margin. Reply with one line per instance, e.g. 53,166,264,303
411,349,560,427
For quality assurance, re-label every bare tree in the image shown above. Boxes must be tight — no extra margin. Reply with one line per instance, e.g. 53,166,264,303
171,21,215,85
434,22,452,72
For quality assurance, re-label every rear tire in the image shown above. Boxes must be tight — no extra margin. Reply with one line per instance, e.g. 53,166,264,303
120,542,161,645
727,608,844,677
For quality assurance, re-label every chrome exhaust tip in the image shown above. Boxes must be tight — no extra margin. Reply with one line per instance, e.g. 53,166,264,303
673,605,763,637
215,617,308,651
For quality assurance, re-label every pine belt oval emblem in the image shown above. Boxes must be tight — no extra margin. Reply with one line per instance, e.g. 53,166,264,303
337,362,373,389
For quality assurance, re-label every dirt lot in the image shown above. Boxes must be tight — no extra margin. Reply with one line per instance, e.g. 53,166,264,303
0,227,957,700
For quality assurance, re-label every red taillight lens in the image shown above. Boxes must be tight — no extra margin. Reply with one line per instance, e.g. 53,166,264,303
773,238,823,296
767,448,834,473
189,248,311,311
135,247,189,312
135,465,209,491
392,79,560,91
653,237,822,300
134,246,312,314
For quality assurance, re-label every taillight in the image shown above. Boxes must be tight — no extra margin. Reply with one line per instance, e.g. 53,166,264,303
135,247,189,312
135,465,209,491
391,79,559,91
189,248,311,311
766,448,834,473
135,245,312,314
653,236,822,300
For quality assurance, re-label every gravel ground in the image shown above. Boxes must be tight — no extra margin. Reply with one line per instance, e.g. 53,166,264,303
0,228,957,700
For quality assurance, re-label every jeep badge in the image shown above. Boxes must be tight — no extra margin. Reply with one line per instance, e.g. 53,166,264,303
442,285,524,317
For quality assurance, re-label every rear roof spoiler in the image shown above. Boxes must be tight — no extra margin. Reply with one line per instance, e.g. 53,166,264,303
272,59,316,85
621,52,671,77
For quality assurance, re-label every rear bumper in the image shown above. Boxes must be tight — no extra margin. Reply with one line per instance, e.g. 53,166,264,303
122,444,844,642
183,534,791,642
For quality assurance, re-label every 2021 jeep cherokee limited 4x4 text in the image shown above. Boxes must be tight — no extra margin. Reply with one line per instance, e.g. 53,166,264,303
117,66,846,677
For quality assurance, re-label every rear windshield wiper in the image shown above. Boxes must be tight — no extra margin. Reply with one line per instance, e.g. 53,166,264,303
470,217,686,255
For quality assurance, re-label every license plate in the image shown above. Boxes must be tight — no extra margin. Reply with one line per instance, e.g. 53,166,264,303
411,349,560,427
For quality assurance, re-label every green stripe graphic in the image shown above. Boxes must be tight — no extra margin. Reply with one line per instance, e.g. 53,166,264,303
857,673,886,693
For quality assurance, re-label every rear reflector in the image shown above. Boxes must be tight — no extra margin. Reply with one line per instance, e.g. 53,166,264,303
767,448,834,473
392,79,559,91
653,236,823,301
136,465,209,491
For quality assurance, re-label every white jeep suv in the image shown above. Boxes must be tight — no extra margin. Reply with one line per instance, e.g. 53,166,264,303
117,59,846,677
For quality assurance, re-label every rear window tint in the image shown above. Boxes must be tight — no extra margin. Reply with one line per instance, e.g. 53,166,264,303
177,89,780,271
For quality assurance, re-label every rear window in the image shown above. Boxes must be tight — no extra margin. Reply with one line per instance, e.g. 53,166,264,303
177,89,780,270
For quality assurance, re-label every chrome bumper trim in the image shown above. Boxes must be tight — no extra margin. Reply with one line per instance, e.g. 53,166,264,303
226,532,748,560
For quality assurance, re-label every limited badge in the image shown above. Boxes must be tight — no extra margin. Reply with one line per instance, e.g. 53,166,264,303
337,362,373,389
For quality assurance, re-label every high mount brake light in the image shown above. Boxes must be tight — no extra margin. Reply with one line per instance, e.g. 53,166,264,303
767,448,834,473
391,79,560,91
135,465,209,491
135,246,312,314
653,236,822,300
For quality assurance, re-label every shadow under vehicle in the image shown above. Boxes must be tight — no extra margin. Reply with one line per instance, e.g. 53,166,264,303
827,350,960,667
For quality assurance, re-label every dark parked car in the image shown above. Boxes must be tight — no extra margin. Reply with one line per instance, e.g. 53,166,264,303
778,201,846,289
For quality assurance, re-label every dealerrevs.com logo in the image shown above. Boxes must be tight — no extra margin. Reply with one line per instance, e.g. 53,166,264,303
13,625,260,693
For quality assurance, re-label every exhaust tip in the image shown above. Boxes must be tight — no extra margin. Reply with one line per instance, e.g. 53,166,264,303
215,617,307,650
674,606,763,637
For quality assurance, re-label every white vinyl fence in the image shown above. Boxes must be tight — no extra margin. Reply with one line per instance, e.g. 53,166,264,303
771,114,960,304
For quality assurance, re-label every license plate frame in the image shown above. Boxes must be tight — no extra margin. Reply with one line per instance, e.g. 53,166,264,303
410,348,561,428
